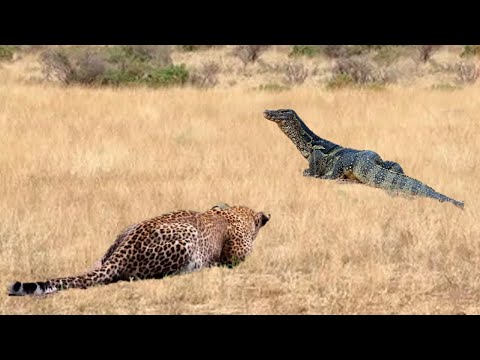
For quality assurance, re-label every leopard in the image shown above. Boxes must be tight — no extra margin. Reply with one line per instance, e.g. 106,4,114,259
8,203,270,296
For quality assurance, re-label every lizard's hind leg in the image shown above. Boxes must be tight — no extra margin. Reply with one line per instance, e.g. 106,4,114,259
382,161,404,174
361,150,404,174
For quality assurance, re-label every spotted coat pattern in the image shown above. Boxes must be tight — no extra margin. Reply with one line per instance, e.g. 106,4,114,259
8,204,270,296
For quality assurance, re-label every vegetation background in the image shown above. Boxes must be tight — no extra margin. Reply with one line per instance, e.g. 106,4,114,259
1,45,478,314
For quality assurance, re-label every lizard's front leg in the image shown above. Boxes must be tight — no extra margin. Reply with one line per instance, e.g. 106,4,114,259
303,149,325,178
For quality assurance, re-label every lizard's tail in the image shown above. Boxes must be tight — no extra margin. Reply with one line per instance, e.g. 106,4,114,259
354,160,464,209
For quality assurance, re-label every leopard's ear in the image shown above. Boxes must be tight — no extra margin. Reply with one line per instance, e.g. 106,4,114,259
211,202,231,211
255,212,270,227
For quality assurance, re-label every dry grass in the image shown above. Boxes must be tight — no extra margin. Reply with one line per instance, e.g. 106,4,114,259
1,81,479,314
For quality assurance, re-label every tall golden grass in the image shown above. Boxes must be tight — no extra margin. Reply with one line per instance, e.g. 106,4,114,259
1,82,478,314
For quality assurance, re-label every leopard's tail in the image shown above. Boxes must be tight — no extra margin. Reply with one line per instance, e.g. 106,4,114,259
7,267,120,296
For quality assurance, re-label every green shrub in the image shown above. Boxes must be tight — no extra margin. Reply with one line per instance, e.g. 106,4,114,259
461,45,480,58
326,74,354,89
39,45,183,87
146,64,189,87
107,45,171,67
289,45,319,58
102,68,139,86
0,45,19,61
317,45,376,59
102,64,188,87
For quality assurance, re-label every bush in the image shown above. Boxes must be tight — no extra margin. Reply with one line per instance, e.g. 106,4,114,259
318,45,348,58
333,57,387,84
40,49,74,84
289,45,319,58
38,46,186,87
461,45,480,58
455,62,479,84
327,57,389,89
190,61,220,88
103,64,188,87
107,45,171,68
178,45,200,52
326,74,354,89
373,46,408,65
146,64,189,87
417,45,440,63
73,51,107,84
232,45,270,66
176,45,218,52
318,45,376,59
284,62,308,85
0,45,19,61
102,68,139,86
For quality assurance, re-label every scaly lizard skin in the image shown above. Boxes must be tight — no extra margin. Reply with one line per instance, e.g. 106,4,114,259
264,109,464,209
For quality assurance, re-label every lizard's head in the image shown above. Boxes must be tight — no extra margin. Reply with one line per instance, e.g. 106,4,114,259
263,108,313,159
210,202,231,211
263,109,297,123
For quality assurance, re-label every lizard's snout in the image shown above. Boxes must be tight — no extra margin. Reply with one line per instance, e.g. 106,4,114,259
263,110,274,120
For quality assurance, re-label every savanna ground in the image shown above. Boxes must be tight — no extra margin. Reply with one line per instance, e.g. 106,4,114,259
1,49,479,314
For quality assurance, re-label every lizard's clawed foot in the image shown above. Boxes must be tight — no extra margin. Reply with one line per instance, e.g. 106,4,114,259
303,169,320,178
335,178,362,185
303,169,312,177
